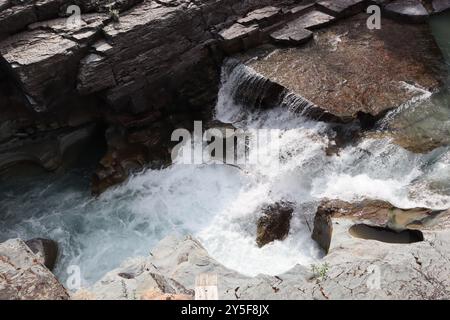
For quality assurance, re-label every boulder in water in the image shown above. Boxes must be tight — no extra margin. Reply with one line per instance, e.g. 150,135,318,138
256,201,294,247
25,238,59,271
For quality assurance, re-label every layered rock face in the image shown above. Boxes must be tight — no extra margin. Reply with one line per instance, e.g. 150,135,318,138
1,0,450,192
0,0,298,192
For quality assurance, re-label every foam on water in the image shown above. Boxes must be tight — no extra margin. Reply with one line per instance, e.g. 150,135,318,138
1,61,450,287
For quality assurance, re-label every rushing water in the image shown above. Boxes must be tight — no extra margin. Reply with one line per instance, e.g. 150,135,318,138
1,14,450,288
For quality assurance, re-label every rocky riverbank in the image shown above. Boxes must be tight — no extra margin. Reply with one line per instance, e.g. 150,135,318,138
72,198,450,300
1,0,450,300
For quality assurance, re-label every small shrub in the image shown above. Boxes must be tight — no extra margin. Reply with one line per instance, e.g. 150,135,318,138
311,263,330,281
108,7,120,22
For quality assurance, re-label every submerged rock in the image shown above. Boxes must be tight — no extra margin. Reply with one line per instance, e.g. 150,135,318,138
256,202,294,247
0,239,69,300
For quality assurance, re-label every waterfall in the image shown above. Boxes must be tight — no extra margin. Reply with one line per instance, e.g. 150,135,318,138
1,59,450,287
220,59,344,123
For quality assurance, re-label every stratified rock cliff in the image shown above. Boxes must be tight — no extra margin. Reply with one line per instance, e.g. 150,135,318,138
0,0,449,193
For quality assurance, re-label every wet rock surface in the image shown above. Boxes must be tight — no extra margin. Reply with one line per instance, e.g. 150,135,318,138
256,202,294,247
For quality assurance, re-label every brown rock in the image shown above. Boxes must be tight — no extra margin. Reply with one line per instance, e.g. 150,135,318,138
256,201,294,247
246,13,446,121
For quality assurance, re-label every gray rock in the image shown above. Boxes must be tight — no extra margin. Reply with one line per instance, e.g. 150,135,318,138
0,4,36,40
433,0,450,13
237,6,282,28
83,220,450,300
244,13,445,121
0,123,96,171
0,239,69,300
0,30,81,112
384,0,429,22
311,199,442,253
0,0,11,11
270,24,313,46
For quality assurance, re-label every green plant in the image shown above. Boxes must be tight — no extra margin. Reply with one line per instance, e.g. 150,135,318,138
311,263,330,281
108,7,120,22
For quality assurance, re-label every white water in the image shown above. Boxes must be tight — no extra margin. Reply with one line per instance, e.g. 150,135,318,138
1,62,450,288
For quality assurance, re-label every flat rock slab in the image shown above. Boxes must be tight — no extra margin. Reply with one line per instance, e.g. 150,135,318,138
290,10,336,30
384,0,429,22
243,14,446,119
317,0,367,17
270,25,313,46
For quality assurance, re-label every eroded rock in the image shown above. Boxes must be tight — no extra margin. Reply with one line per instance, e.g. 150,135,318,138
256,202,294,247
245,13,446,121
312,199,448,253
0,239,69,300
